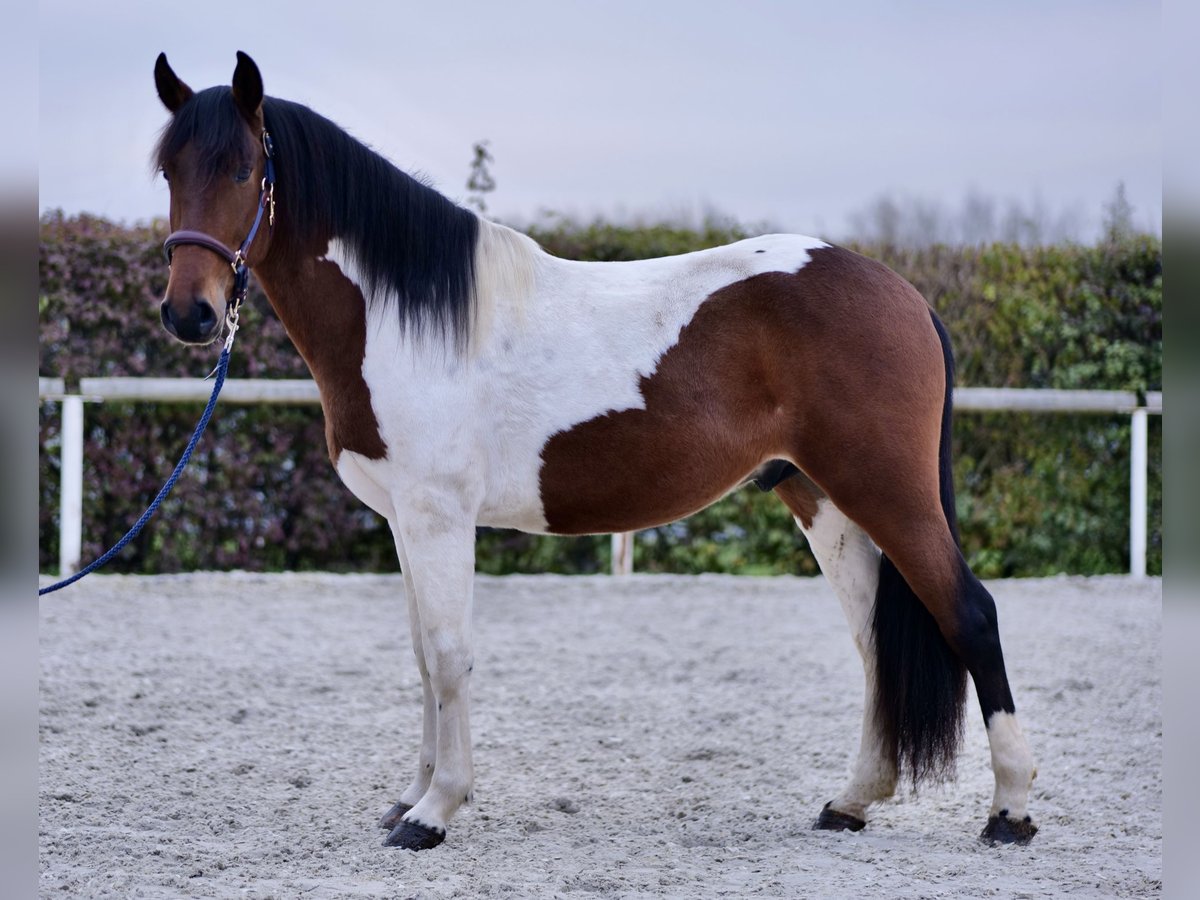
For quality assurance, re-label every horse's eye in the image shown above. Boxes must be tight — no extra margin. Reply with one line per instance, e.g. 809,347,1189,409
234,166,252,184
161,169,170,183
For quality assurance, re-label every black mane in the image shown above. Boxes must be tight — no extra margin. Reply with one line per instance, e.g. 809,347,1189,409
154,87,480,345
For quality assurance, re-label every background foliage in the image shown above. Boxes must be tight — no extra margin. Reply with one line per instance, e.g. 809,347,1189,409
39,212,1161,577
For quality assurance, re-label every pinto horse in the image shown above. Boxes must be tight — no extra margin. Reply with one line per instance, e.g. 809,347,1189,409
152,52,1037,851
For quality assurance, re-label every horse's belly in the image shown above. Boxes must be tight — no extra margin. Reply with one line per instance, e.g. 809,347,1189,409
536,410,770,535
476,482,556,533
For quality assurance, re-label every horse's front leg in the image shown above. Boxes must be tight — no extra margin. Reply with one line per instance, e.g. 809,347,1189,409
383,504,477,851
379,532,438,831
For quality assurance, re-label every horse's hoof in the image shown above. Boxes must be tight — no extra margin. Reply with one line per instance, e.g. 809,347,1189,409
383,818,446,850
813,801,866,832
379,801,412,830
980,812,1038,845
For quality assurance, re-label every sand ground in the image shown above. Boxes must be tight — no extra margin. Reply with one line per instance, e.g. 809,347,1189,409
39,573,1161,898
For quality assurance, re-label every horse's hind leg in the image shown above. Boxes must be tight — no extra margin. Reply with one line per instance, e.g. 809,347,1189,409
775,478,895,829
954,565,1039,844
768,288,1036,843
804,466,1038,844
379,527,438,831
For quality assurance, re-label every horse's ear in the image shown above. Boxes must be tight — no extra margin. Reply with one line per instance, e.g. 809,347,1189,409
154,53,193,113
231,51,264,126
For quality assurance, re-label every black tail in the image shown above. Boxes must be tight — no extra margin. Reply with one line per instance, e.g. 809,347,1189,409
870,309,968,786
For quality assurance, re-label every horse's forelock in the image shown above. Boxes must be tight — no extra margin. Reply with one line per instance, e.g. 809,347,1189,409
153,87,253,179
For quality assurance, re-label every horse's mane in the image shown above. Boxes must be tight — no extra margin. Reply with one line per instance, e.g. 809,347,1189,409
154,87,481,346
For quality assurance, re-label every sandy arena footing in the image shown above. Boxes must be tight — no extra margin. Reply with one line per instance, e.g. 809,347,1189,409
40,573,1161,898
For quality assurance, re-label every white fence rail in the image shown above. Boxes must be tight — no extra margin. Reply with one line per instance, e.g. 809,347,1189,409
39,379,1162,579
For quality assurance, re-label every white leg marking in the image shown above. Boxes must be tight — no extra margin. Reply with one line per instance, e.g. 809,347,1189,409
985,711,1037,818
389,527,437,809
393,502,477,835
799,499,895,821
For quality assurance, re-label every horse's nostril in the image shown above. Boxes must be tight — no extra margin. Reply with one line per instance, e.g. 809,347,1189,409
196,300,217,331
161,297,218,342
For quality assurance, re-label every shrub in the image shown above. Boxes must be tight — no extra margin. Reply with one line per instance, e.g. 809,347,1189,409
39,213,1161,576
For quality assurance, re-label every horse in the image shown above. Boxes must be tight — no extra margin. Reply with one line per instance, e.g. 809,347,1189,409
151,51,1037,851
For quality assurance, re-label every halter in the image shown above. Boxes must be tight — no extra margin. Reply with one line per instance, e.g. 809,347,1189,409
40,133,278,597
162,129,277,323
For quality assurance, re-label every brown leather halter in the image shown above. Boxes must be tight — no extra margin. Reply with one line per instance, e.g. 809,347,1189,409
162,129,276,310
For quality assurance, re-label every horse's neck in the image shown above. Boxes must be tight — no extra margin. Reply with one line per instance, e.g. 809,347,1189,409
252,243,374,386
252,241,389,459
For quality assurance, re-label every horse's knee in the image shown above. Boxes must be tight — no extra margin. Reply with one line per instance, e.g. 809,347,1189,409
424,628,475,696
411,648,430,680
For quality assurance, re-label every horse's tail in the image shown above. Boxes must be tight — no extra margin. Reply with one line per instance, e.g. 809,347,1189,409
869,308,968,786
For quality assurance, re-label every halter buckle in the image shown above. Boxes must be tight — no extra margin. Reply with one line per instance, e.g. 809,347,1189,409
224,302,241,351
261,177,276,227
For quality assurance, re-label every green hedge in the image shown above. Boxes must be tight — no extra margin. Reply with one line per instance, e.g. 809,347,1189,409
39,212,1161,577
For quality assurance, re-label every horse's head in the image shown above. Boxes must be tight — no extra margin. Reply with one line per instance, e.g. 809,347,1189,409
153,51,274,344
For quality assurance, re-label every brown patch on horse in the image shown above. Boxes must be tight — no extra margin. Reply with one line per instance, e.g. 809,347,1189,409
773,473,824,531
539,245,961,611
537,270,800,534
256,253,388,462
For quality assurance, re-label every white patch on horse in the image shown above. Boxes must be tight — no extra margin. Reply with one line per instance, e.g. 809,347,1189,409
335,452,395,520
798,499,894,821
985,710,1037,818
327,228,827,533
471,221,537,340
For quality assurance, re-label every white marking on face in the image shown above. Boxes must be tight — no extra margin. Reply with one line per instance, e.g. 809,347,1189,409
322,224,828,532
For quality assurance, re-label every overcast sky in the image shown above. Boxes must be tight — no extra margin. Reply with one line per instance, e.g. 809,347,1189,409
38,0,1161,242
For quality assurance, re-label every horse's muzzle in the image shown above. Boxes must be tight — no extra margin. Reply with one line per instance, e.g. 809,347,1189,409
161,296,220,344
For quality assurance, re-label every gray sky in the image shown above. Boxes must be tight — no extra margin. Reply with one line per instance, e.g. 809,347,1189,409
38,0,1161,241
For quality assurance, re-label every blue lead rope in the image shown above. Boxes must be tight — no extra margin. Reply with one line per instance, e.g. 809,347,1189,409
39,340,233,596
43,127,271,597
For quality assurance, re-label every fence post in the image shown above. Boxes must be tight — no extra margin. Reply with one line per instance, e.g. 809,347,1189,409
59,395,85,577
611,532,634,576
1130,407,1148,578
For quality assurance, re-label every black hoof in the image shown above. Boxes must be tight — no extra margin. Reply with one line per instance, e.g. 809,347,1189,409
379,801,412,831
384,818,445,851
980,812,1038,845
813,801,866,832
